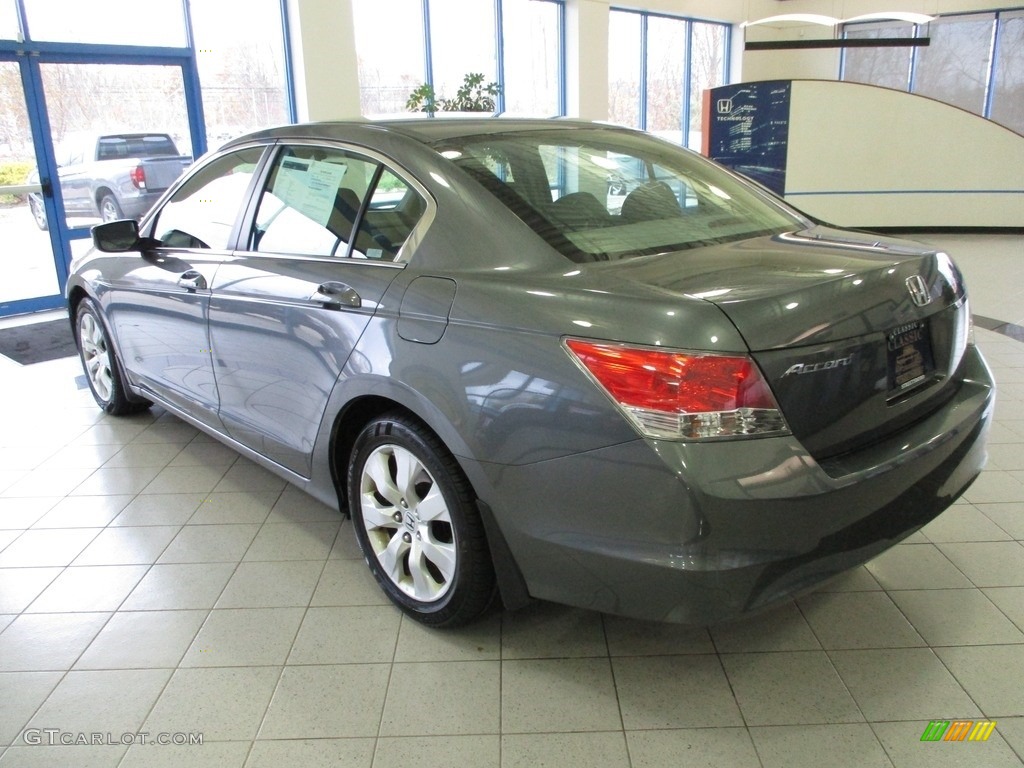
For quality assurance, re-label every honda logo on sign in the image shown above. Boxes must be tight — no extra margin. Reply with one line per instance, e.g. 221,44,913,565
717,98,733,115
906,275,932,307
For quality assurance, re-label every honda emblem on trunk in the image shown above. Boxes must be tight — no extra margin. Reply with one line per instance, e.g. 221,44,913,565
905,275,932,307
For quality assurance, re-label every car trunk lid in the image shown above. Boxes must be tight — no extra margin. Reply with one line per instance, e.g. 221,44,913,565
607,227,971,461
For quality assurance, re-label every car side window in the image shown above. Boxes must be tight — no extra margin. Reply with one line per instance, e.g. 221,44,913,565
251,146,379,258
351,169,427,261
151,147,263,250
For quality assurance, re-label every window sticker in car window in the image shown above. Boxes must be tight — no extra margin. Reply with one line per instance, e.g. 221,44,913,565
274,157,348,226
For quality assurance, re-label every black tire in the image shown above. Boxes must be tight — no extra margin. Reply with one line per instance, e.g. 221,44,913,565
28,196,48,231
99,193,124,222
347,413,495,627
75,297,150,416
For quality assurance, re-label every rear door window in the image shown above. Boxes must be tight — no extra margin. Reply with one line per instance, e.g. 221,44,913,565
251,146,379,257
352,169,426,261
250,146,427,261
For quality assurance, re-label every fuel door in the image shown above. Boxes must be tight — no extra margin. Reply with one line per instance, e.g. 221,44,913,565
398,276,457,344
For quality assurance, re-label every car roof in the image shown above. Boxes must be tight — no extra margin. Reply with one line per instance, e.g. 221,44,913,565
226,117,634,149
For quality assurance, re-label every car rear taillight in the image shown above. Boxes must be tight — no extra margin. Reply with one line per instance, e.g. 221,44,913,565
565,339,790,440
129,166,146,190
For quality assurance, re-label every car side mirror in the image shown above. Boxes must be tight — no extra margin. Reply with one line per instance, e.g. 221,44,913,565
92,219,141,252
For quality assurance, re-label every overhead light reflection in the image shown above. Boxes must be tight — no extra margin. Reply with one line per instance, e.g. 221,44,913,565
688,288,731,299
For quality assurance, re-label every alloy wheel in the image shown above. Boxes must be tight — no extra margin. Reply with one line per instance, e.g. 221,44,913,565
358,443,457,603
78,312,114,403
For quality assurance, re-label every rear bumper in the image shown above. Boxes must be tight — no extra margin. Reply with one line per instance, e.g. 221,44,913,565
469,345,994,623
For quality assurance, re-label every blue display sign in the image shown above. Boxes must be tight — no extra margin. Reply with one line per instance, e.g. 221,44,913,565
706,81,791,196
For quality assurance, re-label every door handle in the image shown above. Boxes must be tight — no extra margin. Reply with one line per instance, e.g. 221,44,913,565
177,270,207,291
312,281,361,309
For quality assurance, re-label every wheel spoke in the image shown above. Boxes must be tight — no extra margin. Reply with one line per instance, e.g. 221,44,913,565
393,447,423,501
419,537,457,583
415,486,448,522
378,531,409,584
80,314,94,340
96,368,113,401
360,493,399,530
364,450,402,507
407,539,441,600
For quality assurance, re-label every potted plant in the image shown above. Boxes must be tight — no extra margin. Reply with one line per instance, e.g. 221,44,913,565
407,72,501,116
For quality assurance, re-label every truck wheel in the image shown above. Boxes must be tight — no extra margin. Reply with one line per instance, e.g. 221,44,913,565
100,194,124,222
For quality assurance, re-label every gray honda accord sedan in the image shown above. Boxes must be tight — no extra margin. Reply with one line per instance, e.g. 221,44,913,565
67,118,994,627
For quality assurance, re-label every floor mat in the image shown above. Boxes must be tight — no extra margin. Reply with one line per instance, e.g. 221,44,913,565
0,318,78,365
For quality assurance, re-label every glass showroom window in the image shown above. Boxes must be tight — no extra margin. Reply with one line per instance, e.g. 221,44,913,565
608,10,730,149
21,0,187,46
502,0,563,115
913,13,995,116
190,0,291,144
990,11,1024,135
842,11,1023,135
0,1,19,39
429,0,497,102
688,22,729,149
842,21,913,91
645,16,686,144
353,0,564,116
352,0,425,115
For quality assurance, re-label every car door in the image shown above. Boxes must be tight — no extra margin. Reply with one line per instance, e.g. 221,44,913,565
102,145,267,426
208,144,429,477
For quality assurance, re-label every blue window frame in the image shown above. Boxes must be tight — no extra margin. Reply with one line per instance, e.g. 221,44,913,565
0,0,295,317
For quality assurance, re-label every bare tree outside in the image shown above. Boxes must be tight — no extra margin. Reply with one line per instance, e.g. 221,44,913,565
607,12,728,149
688,22,728,147
843,23,913,91
990,12,1024,135
645,17,684,142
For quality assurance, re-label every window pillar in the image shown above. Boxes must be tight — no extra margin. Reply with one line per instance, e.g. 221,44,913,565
565,0,609,119
286,0,361,120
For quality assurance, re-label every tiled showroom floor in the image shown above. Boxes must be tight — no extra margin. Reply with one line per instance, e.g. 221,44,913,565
0,234,1022,768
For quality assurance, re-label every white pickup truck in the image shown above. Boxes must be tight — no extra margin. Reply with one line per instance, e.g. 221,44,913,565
28,132,192,230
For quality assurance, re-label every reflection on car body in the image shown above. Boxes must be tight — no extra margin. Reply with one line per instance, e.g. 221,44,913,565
67,118,993,627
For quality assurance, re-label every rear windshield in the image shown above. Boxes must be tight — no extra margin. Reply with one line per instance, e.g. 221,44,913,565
434,129,805,263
